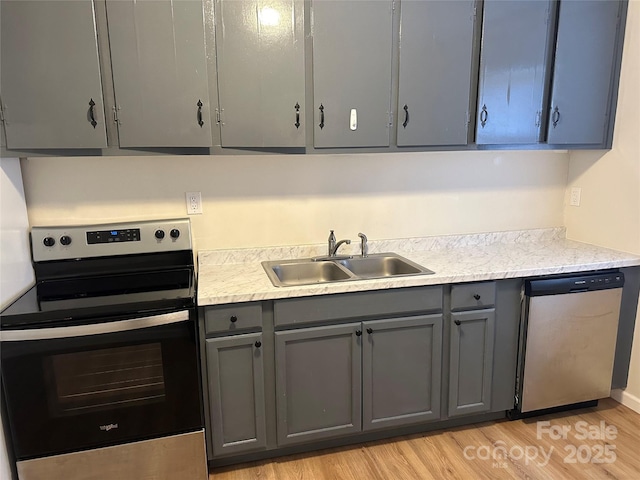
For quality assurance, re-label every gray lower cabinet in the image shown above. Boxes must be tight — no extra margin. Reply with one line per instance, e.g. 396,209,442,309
206,333,267,456
476,0,554,145
203,281,524,461
311,0,393,148
215,0,305,148
397,0,478,147
449,309,496,416
546,0,622,146
0,0,107,149
274,314,444,446
106,0,212,147
362,315,442,430
275,323,362,446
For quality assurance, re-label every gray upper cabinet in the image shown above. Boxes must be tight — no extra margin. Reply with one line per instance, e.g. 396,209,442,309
546,1,622,146
215,0,305,148
449,309,495,417
0,0,107,149
106,0,212,147
397,0,478,147
311,0,393,148
476,0,554,145
206,333,267,457
362,315,442,431
275,323,362,446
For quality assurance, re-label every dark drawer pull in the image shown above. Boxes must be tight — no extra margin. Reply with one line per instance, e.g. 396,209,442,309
319,104,325,129
366,328,373,334
355,330,362,337
551,106,560,128
229,315,238,323
473,294,481,300
402,104,409,128
454,319,461,326
295,102,300,129
197,100,204,127
254,341,262,348
88,98,97,128
480,104,488,128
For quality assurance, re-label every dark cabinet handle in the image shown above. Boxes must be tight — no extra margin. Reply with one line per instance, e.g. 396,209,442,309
355,330,362,337
319,104,325,130
366,328,373,334
229,315,238,323
454,319,462,326
197,100,204,127
88,98,97,128
254,341,262,348
480,104,488,128
552,106,560,128
402,104,409,128
295,102,300,129
473,294,481,300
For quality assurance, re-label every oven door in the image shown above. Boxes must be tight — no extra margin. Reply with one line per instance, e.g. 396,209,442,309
0,309,202,460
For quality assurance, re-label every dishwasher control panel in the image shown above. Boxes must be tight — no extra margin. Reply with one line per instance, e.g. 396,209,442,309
525,271,624,296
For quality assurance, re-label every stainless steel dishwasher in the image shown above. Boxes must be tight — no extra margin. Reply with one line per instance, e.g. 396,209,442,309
515,271,624,415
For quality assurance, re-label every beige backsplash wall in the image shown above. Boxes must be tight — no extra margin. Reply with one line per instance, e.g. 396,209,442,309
564,0,640,411
22,150,568,252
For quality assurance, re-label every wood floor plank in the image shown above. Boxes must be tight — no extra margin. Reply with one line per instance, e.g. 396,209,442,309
210,399,640,480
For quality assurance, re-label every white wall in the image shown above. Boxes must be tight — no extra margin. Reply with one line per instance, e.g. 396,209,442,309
565,0,640,412
0,158,34,480
22,150,569,252
1,159,34,305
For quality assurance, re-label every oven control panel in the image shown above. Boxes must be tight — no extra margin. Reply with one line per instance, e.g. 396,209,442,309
86,228,141,244
32,219,192,262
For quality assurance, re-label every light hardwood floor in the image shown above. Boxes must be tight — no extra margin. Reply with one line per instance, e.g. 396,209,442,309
209,398,640,479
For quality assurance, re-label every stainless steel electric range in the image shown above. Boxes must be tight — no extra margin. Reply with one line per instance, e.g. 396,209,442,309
0,219,207,480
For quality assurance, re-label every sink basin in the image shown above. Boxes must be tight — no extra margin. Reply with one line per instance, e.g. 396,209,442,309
262,253,433,287
337,253,434,279
266,260,354,287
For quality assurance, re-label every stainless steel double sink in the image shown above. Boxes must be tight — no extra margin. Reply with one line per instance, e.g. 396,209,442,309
262,253,434,287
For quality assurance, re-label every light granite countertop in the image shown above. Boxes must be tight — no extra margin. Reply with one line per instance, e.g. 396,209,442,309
197,228,640,306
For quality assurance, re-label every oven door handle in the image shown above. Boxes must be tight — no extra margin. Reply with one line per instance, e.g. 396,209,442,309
0,310,190,342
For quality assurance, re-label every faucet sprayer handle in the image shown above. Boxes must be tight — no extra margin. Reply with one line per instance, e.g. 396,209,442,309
358,232,368,257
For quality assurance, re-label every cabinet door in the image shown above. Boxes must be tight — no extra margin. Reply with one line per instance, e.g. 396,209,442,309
449,309,495,416
546,1,621,145
275,323,362,446
216,0,305,147
206,333,266,456
397,0,477,147
362,315,442,431
0,0,107,149
476,0,553,144
106,0,212,147
312,0,393,147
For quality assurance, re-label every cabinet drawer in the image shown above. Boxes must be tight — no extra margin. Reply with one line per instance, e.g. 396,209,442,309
451,282,496,311
274,286,443,327
205,303,262,334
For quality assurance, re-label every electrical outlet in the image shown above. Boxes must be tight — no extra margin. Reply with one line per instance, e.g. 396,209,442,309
570,187,581,207
186,192,203,215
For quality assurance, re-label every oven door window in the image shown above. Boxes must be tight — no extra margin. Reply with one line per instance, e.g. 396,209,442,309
46,343,166,416
1,314,202,460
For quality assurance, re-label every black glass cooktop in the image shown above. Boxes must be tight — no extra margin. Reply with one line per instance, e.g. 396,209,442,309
0,271,195,329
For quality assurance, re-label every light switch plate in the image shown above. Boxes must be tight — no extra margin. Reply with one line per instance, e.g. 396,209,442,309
570,187,581,207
